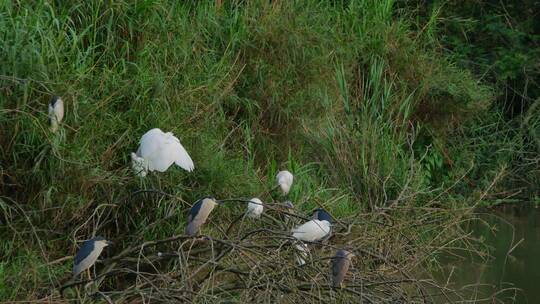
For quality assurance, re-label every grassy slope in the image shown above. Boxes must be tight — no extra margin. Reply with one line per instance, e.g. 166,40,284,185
0,0,508,301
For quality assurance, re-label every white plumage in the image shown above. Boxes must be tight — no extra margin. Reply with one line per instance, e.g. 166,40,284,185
276,170,293,195
294,242,310,266
48,96,64,132
131,128,194,177
292,219,331,242
246,198,264,219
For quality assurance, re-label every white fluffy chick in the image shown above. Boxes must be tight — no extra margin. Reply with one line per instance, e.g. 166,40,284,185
246,198,264,219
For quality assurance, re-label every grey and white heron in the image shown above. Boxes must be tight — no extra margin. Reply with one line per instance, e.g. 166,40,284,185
48,96,64,133
290,211,331,265
73,236,112,280
246,197,264,219
185,197,219,236
331,249,354,288
276,170,293,195
311,208,334,241
291,219,331,242
131,128,194,177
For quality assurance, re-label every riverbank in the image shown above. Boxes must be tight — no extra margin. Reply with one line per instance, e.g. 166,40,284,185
0,1,536,302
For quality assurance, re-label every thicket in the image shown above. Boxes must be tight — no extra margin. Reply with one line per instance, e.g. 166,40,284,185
0,0,535,302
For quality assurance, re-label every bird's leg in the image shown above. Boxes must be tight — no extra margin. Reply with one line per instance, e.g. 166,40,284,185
87,268,91,281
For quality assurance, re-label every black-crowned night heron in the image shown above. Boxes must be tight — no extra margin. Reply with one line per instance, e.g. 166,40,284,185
246,197,264,219
73,236,112,280
276,170,293,195
48,96,64,132
291,210,331,265
331,249,354,288
185,197,219,236
311,208,333,223
291,219,331,242
131,128,194,177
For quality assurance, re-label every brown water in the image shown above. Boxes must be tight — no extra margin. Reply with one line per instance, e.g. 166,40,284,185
432,204,540,303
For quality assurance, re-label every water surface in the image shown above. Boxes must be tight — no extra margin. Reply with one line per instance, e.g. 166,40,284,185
433,204,540,303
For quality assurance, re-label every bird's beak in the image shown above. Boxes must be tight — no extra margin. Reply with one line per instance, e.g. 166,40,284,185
107,241,113,246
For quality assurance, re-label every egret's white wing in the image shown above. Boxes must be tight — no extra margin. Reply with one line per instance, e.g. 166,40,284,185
137,128,194,173
138,129,174,172
138,128,165,158
168,136,194,172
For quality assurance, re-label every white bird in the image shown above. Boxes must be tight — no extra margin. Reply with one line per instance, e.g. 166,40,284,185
131,128,194,177
294,242,310,266
292,219,331,242
246,198,264,219
48,96,64,132
276,170,293,195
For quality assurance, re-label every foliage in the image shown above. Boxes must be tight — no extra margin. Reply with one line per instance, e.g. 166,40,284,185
0,0,528,302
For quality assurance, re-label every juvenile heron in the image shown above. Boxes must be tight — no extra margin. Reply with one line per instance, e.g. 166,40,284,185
246,197,263,219
48,96,64,132
131,128,194,177
331,249,354,288
185,197,219,236
276,170,293,195
73,236,112,280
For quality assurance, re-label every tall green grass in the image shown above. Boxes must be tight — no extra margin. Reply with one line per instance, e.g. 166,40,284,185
0,0,517,300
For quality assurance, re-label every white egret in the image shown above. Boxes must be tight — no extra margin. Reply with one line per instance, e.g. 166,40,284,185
131,128,194,177
276,170,293,195
246,198,264,219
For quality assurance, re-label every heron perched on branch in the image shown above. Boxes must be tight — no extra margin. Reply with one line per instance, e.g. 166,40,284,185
246,197,264,219
185,197,219,236
276,170,293,195
48,95,64,132
290,208,332,265
72,236,112,280
331,249,354,288
311,208,333,223
291,219,331,242
131,128,194,177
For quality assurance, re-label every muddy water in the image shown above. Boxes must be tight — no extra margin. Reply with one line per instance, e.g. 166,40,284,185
432,204,540,303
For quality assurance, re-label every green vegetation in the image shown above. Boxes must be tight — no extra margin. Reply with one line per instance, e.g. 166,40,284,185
0,0,536,302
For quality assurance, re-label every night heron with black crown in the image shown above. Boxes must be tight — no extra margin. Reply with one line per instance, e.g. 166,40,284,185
185,197,220,236
73,236,112,280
